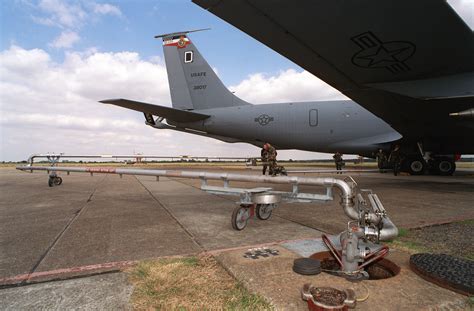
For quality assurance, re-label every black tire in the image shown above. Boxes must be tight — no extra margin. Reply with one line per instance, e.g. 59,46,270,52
293,258,321,275
256,204,273,220
437,158,456,176
48,177,54,187
406,157,426,175
231,205,249,231
54,177,63,186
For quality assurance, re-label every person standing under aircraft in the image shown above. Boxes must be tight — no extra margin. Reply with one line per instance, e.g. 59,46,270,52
389,145,403,176
261,145,269,175
333,152,344,174
265,143,278,176
375,149,387,173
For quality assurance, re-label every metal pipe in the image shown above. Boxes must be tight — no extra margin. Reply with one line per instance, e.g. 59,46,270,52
25,154,255,166
17,165,359,219
378,216,399,241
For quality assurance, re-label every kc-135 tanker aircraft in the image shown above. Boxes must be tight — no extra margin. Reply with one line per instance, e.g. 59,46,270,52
101,0,473,176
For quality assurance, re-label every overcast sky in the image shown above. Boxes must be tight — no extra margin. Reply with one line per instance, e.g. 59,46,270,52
1,0,473,161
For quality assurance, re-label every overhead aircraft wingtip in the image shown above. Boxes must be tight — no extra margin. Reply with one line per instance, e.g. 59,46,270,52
99,99,121,104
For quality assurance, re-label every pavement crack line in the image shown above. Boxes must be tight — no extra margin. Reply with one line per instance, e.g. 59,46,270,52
173,178,331,235
23,174,108,284
134,176,206,252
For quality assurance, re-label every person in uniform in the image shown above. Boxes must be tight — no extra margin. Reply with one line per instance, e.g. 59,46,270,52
333,152,344,174
261,144,269,175
388,145,403,176
375,149,387,173
265,143,278,176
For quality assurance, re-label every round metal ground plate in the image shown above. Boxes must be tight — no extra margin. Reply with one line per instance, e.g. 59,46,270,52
410,253,474,296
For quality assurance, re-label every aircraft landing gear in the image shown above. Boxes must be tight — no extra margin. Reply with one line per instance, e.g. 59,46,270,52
48,174,63,187
430,157,456,176
405,156,426,175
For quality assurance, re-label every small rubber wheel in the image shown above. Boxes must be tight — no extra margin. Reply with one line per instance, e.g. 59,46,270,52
48,177,54,187
256,204,273,220
54,177,63,186
293,258,322,275
232,206,249,231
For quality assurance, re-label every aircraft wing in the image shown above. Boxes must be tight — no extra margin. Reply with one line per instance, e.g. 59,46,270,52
100,99,210,122
193,0,474,141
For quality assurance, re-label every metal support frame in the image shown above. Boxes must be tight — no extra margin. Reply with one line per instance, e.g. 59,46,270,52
17,164,399,276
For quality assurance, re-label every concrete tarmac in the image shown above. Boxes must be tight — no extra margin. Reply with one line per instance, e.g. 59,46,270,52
0,166,473,308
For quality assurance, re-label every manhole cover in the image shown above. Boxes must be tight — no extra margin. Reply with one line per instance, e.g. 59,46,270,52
410,253,474,296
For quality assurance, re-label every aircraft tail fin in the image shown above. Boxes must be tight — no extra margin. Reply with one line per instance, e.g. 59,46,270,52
158,30,250,111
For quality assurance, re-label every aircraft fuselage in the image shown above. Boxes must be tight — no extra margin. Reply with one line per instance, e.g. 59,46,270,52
167,100,401,156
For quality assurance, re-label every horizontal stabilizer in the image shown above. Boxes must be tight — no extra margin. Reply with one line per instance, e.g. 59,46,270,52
100,99,210,122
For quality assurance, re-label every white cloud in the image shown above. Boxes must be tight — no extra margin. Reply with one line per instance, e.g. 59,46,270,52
49,31,80,49
0,45,338,161
37,0,87,29
230,69,347,104
93,3,122,17
29,1,123,49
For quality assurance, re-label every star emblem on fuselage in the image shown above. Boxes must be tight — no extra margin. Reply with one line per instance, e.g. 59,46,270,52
254,114,274,126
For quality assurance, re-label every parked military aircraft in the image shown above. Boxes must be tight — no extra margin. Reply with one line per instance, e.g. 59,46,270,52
101,5,472,176
187,0,473,174
101,31,405,170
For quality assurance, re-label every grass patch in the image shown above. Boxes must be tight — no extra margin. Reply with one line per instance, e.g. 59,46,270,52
468,296,474,307
387,239,428,254
128,255,273,310
397,227,409,238
387,221,474,259
459,219,474,225
386,227,428,254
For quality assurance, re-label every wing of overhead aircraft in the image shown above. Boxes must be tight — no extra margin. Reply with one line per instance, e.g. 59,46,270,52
193,0,474,152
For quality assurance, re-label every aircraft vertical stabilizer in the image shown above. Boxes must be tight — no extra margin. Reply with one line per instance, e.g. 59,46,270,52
158,30,250,110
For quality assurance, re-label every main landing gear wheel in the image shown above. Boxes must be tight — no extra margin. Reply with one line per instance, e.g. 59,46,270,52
232,205,250,231
406,157,426,175
437,158,456,176
256,204,273,220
